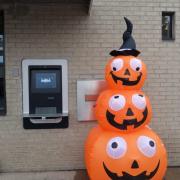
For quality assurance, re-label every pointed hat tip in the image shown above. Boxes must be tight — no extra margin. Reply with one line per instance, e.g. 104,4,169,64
123,17,133,34
124,17,128,21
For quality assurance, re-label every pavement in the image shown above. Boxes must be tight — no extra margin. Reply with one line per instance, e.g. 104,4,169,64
0,168,179,180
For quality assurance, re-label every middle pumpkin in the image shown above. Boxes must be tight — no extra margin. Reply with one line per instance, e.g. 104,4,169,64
95,89,152,133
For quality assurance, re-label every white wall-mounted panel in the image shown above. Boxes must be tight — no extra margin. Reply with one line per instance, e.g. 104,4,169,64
77,80,107,121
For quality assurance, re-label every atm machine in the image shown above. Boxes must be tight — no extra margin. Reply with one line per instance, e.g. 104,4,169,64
22,59,68,129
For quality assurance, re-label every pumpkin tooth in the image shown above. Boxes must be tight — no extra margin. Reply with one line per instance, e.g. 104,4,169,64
117,172,123,177
146,171,151,176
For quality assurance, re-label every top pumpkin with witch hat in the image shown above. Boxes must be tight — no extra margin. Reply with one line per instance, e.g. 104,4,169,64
105,17,147,90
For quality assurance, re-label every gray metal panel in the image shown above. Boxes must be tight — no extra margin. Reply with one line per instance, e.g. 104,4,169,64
77,80,107,121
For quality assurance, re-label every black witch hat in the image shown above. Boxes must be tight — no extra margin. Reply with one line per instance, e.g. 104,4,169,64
110,17,140,57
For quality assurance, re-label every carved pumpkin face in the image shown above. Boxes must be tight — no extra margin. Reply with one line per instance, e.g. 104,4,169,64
85,126,167,180
105,56,147,90
95,89,152,133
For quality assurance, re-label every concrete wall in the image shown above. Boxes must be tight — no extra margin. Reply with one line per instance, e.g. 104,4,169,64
0,0,180,173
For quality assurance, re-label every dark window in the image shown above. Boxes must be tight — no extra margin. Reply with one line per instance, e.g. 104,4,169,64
0,11,6,115
162,12,175,40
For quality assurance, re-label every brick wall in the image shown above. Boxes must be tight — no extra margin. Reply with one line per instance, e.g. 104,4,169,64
0,0,180,173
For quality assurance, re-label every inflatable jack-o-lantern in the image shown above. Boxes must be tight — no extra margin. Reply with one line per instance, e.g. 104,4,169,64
105,55,147,90
105,17,145,90
95,89,152,133
85,126,167,180
85,17,167,180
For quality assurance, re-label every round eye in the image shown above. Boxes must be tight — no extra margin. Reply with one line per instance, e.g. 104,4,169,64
132,94,146,110
137,136,156,157
109,94,126,111
111,58,124,71
107,137,127,159
130,58,142,71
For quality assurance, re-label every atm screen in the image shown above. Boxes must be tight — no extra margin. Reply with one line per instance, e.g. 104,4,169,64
30,67,61,93
36,72,57,89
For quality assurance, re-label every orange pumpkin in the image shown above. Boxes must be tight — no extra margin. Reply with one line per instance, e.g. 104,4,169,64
105,55,147,90
85,126,167,180
95,89,152,133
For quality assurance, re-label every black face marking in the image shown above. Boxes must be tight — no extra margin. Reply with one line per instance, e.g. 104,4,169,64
103,160,160,180
110,71,142,86
131,160,139,169
111,142,118,149
106,107,148,130
124,69,131,76
126,108,134,116
149,141,155,147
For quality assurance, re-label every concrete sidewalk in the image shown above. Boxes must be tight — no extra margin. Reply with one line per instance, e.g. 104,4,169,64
0,168,179,180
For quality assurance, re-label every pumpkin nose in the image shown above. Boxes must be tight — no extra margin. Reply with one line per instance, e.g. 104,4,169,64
131,160,139,169
126,108,134,116
124,69,130,75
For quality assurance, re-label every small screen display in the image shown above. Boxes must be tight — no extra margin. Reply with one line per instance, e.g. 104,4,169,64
36,73,56,89
30,66,62,93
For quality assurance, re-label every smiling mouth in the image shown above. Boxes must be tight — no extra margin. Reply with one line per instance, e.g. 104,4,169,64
103,160,160,180
110,71,142,86
106,107,148,130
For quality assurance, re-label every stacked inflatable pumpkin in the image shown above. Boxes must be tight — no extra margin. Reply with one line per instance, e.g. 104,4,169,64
85,17,167,180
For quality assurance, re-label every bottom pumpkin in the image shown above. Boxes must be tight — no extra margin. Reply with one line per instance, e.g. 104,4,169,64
85,126,167,180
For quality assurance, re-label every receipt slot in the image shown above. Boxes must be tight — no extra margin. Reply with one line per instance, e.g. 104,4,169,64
22,59,68,129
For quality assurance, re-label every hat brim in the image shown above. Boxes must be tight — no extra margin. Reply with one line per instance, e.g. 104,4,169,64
110,49,140,57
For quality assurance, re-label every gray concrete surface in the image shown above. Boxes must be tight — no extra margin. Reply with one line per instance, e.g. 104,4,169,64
0,168,179,180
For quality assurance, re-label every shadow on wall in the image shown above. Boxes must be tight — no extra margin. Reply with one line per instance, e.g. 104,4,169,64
74,170,89,180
